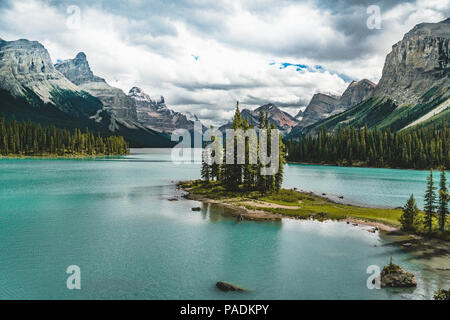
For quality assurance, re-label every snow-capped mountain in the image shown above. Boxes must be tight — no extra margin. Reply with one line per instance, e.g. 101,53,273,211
128,87,202,134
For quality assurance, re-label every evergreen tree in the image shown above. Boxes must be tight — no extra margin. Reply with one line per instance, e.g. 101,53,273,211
424,169,437,233
438,167,448,232
242,117,253,190
287,123,449,170
274,131,285,191
257,109,266,193
230,102,243,190
210,130,222,181
399,195,420,231
210,105,285,195
0,115,129,156
201,148,211,181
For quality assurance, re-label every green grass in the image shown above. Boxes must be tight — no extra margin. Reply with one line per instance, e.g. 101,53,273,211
181,180,403,226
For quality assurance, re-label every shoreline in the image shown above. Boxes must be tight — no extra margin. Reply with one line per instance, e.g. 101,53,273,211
178,180,400,231
182,190,283,222
286,161,445,172
0,154,128,160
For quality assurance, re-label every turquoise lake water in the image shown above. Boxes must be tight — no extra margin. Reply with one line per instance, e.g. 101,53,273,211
0,149,447,299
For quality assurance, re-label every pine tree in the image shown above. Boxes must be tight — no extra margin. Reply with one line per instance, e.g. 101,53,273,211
201,148,211,182
399,195,420,231
0,117,129,156
438,167,448,232
257,109,266,193
274,131,285,191
210,131,222,181
229,102,243,190
242,117,253,190
424,169,437,233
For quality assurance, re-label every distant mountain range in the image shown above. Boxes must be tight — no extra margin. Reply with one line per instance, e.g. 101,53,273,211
128,86,204,136
219,103,299,135
299,18,450,135
0,18,448,146
0,39,174,147
0,41,203,147
290,79,376,135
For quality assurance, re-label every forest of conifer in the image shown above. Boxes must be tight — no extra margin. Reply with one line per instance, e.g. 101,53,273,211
201,105,286,193
0,116,129,156
287,123,449,169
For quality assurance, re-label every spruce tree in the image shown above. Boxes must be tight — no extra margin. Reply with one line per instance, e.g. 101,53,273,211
274,131,285,191
242,117,252,191
230,102,243,190
257,109,266,193
201,148,211,182
399,195,420,231
210,132,222,181
438,167,448,232
424,169,437,233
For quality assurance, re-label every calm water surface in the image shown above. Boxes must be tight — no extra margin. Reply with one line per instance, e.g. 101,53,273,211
0,149,447,299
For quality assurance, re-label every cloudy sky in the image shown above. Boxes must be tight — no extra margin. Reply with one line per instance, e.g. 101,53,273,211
0,0,449,126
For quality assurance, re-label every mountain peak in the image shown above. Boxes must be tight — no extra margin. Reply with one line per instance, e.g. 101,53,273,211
0,37,81,103
359,79,376,87
55,52,105,85
258,103,279,112
129,86,144,95
373,18,450,105
75,52,87,60
128,86,153,102
405,18,450,40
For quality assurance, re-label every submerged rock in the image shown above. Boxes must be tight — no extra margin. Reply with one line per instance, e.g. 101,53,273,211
191,207,201,211
381,263,417,287
216,281,245,292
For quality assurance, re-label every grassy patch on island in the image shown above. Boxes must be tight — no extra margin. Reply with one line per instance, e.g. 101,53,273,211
180,180,403,227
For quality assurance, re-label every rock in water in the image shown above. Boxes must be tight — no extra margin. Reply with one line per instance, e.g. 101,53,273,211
216,281,245,292
191,207,201,211
381,263,417,287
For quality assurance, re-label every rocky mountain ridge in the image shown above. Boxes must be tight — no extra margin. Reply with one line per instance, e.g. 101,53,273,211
371,18,450,105
128,86,201,134
0,38,172,147
0,38,80,104
294,79,376,133
55,53,138,122
219,103,299,135
303,18,450,134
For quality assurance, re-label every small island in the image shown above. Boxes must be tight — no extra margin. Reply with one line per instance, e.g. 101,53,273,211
180,179,401,230
184,105,449,241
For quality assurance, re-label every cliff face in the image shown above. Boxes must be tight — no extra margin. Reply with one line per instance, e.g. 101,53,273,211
303,19,450,134
0,39,80,103
128,86,199,134
53,52,104,86
336,79,376,112
295,79,375,131
0,39,173,147
55,53,138,122
297,93,340,129
371,18,450,105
